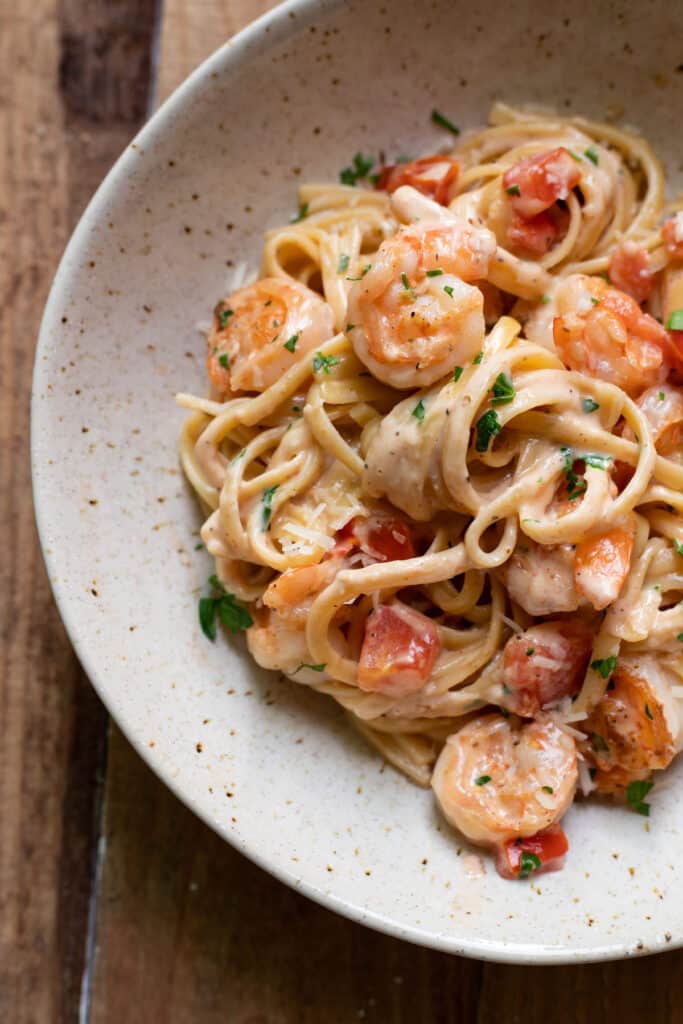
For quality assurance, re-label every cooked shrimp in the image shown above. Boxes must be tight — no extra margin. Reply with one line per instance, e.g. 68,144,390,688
502,539,581,616
347,193,496,388
357,602,441,698
574,520,635,611
502,619,593,717
262,558,341,623
432,715,577,845
552,274,675,396
582,656,683,794
634,383,683,456
607,241,654,303
207,278,334,395
247,608,311,675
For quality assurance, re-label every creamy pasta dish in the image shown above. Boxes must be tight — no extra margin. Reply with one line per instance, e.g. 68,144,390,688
179,105,683,880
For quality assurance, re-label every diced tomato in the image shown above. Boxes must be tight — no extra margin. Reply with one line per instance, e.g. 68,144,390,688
375,156,460,206
506,210,560,259
340,515,416,562
502,620,593,717
608,242,654,303
662,215,683,259
357,603,440,698
495,825,569,880
503,147,581,220
574,523,635,611
611,459,635,490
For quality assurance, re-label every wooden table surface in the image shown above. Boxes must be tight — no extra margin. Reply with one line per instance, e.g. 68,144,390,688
4,1,683,1020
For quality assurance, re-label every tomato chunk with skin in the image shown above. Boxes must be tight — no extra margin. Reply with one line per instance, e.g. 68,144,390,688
608,242,654,303
502,620,593,717
506,210,561,259
375,156,460,206
574,524,634,611
503,147,581,220
358,603,440,698
495,825,569,880
342,515,416,563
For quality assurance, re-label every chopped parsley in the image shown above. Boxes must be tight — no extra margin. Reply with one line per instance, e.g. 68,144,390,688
283,333,299,353
584,146,599,165
261,485,279,530
561,446,587,501
218,353,229,370
519,851,542,880
218,308,234,329
665,309,683,331
591,731,609,753
584,452,612,470
194,542,204,550
475,775,492,786
591,656,617,679
340,152,376,186
401,272,413,295
673,539,683,556
337,254,350,274
412,399,426,422
291,202,309,222
626,779,654,816
645,704,654,721
540,295,551,304
312,352,341,374
678,632,683,642
505,184,521,196
590,296,600,305
525,647,535,656
443,285,455,298
475,409,501,452
293,663,326,674
473,352,483,365
345,323,356,332
582,397,600,413
426,268,444,277
198,575,253,641
566,148,583,162
491,372,515,405
542,786,554,794
431,109,460,135
346,264,371,281
659,391,666,401
453,366,463,382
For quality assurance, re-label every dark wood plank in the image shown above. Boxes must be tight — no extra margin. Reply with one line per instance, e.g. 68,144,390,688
0,1,156,1020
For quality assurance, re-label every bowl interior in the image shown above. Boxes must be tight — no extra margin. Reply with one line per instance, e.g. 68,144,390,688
32,0,683,962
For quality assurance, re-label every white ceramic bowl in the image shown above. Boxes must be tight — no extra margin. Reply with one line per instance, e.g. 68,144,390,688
33,0,683,963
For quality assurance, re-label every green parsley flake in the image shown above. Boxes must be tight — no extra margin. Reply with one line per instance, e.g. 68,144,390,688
591,731,609,753
337,254,350,274
283,333,299,353
443,285,455,298
626,779,654,816
345,323,356,332
659,391,666,401
519,851,542,880
540,295,551,304
453,366,463,382
582,397,600,413
666,309,683,331
218,353,229,370
291,202,309,222
584,146,599,165
431,109,460,135
491,372,515,405
645,704,654,721
426,268,444,277
473,352,483,365
340,153,375,186
412,399,426,422
673,539,683,557
261,485,279,530
505,184,521,196
591,656,617,679
475,409,501,452
584,452,612,470
525,647,535,656
194,542,204,550
678,632,683,642
346,264,371,281
401,272,413,294
293,663,326,674
218,308,234,328
542,786,554,794
312,352,341,375
561,446,587,501
198,575,253,641
590,296,600,305
475,775,492,786
566,148,583,162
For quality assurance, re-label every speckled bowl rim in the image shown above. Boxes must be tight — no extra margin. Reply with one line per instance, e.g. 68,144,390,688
31,0,679,965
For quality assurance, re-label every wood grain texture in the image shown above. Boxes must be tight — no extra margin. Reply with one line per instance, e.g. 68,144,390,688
0,1,156,1020
86,2,683,1021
